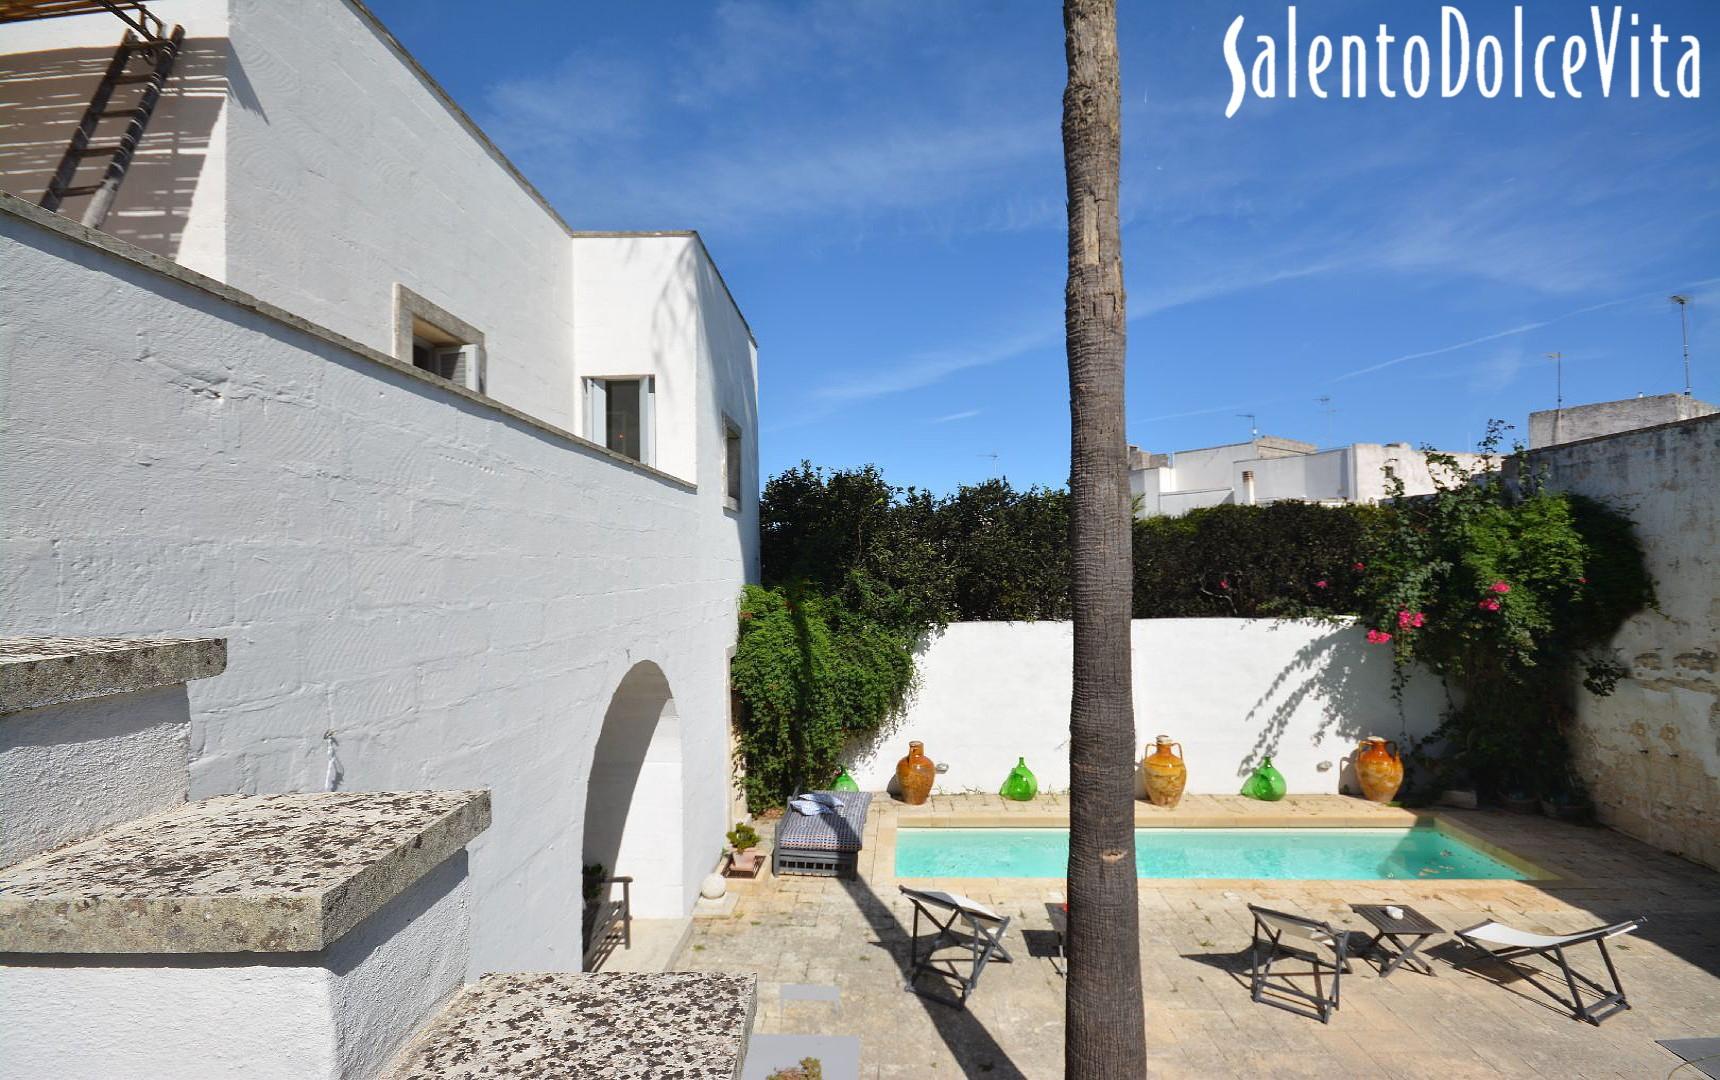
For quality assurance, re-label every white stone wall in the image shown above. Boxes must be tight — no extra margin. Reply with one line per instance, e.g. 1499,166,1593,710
1532,416,1720,870
845,619,1446,797
0,685,191,865
0,205,757,972
0,852,471,1080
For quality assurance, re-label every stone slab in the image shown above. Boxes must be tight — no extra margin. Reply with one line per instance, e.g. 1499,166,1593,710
382,971,756,1079
0,790,489,953
0,636,226,714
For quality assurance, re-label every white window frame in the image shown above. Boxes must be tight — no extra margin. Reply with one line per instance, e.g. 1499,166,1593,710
586,375,655,467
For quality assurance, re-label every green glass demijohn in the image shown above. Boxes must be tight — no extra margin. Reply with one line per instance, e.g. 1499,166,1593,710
832,768,860,792
1242,757,1287,801
1000,757,1039,801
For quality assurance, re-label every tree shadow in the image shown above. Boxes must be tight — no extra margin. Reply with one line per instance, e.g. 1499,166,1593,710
835,876,1030,1079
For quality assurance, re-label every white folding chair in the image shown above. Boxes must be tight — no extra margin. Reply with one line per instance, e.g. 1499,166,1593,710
899,886,1013,1009
1454,916,1645,1025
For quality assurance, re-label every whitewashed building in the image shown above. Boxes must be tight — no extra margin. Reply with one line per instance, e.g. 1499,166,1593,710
1,0,758,1001
1129,436,1485,518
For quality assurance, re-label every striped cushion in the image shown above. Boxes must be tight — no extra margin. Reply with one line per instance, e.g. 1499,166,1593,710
777,791,872,853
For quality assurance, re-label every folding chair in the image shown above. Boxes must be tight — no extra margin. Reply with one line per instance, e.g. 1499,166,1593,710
1247,904,1351,1024
899,886,1012,1009
1454,916,1645,1025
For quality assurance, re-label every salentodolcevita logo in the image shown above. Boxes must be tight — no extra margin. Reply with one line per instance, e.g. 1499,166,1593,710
1222,5,1702,117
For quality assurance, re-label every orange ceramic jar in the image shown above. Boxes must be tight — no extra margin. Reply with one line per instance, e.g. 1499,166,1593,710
1356,736,1404,803
1141,735,1188,808
896,741,935,805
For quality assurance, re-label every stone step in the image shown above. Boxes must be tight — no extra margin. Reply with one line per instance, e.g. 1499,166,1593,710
381,971,756,1079
0,789,491,1080
0,635,226,866
0,789,490,953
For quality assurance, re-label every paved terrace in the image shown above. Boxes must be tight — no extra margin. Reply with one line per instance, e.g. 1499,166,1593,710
680,794,1720,1079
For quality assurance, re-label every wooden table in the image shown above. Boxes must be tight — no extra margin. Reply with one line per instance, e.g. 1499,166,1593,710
1351,903,1442,977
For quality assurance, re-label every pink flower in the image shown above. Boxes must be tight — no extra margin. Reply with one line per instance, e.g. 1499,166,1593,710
1578,576,1589,585
1219,579,1230,590
1478,598,1501,612
1396,610,1425,629
1490,581,1511,594
1352,562,1366,571
1315,579,1329,589
1365,629,1393,644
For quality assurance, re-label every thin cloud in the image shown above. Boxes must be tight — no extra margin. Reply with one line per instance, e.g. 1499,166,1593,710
930,409,982,423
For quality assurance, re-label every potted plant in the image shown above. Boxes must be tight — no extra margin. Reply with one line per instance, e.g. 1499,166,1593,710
581,862,607,948
726,822,761,877
1541,781,1594,823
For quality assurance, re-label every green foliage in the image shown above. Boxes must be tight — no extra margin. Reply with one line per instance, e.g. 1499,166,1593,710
730,583,917,811
581,863,606,905
1342,427,1654,798
765,1059,823,1080
726,822,760,851
1132,502,1377,618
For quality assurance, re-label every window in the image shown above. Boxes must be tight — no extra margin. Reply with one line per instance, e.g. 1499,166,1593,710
393,284,485,393
723,420,744,508
587,376,654,465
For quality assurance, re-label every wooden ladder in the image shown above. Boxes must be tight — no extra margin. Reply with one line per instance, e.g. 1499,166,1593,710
38,24,185,229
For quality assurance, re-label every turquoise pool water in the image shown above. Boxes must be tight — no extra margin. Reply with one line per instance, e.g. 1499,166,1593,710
894,827,1527,880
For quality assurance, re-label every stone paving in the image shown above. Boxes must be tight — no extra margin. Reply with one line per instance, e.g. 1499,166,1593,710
679,794,1720,1079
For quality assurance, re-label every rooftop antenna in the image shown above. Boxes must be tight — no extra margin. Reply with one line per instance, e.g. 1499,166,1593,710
1316,395,1335,448
977,451,1000,478
1237,413,1259,440
1546,352,1564,444
1671,295,1692,396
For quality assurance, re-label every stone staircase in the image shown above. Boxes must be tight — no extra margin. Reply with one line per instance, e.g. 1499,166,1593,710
0,637,754,1079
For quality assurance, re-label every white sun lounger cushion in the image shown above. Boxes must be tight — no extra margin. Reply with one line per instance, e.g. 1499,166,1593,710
901,887,1003,924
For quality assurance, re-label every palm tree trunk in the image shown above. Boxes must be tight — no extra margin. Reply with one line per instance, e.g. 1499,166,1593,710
1062,0,1146,1076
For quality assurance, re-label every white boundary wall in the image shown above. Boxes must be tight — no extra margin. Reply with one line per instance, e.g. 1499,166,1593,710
846,620,1446,796
0,205,757,973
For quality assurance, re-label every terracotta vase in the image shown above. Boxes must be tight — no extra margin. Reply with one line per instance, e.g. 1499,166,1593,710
896,741,935,805
1141,735,1188,808
1356,736,1404,803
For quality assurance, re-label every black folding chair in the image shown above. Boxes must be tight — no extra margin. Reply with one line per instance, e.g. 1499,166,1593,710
1248,904,1352,1024
1454,916,1645,1025
899,886,1013,1009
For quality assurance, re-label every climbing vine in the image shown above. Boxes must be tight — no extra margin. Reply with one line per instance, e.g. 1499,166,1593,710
1345,426,1654,802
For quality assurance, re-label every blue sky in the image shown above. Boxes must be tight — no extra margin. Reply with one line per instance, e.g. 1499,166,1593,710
369,0,1719,494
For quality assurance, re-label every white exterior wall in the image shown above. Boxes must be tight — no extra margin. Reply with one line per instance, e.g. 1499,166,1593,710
1240,448,1351,504
1531,417,1720,870
0,853,471,1080
845,620,1445,796
221,0,579,428
0,685,190,865
0,206,757,972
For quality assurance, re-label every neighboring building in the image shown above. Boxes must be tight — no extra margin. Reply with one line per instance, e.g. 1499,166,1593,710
1529,393,1718,449
1,0,758,989
1129,436,1484,518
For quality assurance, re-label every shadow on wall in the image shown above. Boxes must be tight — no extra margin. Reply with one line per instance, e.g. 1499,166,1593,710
581,660,685,920
1238,622,1437,788
0,38,227,259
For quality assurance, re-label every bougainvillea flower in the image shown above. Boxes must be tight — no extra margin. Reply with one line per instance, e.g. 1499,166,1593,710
1478,598,1501,612
1219,579,1230,590
1365,629,1393,644
1353,562,1366,571
1578,576,1589,584
1490,581,1511,594
1396,609,1426,629
1315,579,1329,589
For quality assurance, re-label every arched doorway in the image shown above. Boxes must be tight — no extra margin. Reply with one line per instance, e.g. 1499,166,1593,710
582,661,685,923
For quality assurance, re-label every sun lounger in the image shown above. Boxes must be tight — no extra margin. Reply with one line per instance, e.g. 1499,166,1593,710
1454,916,1645,1025
900,886,1013,1008
1248,904,1352,1024
771,790,871,879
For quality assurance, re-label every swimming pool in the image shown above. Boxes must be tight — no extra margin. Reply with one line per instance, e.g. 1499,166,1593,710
893,826,1527,880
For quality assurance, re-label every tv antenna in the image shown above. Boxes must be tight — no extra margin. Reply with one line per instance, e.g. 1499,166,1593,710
1671,295,1692,396
1316,396,1335,448
1546,352,1564,409
1237,413,1259,440
977,451,1000,478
